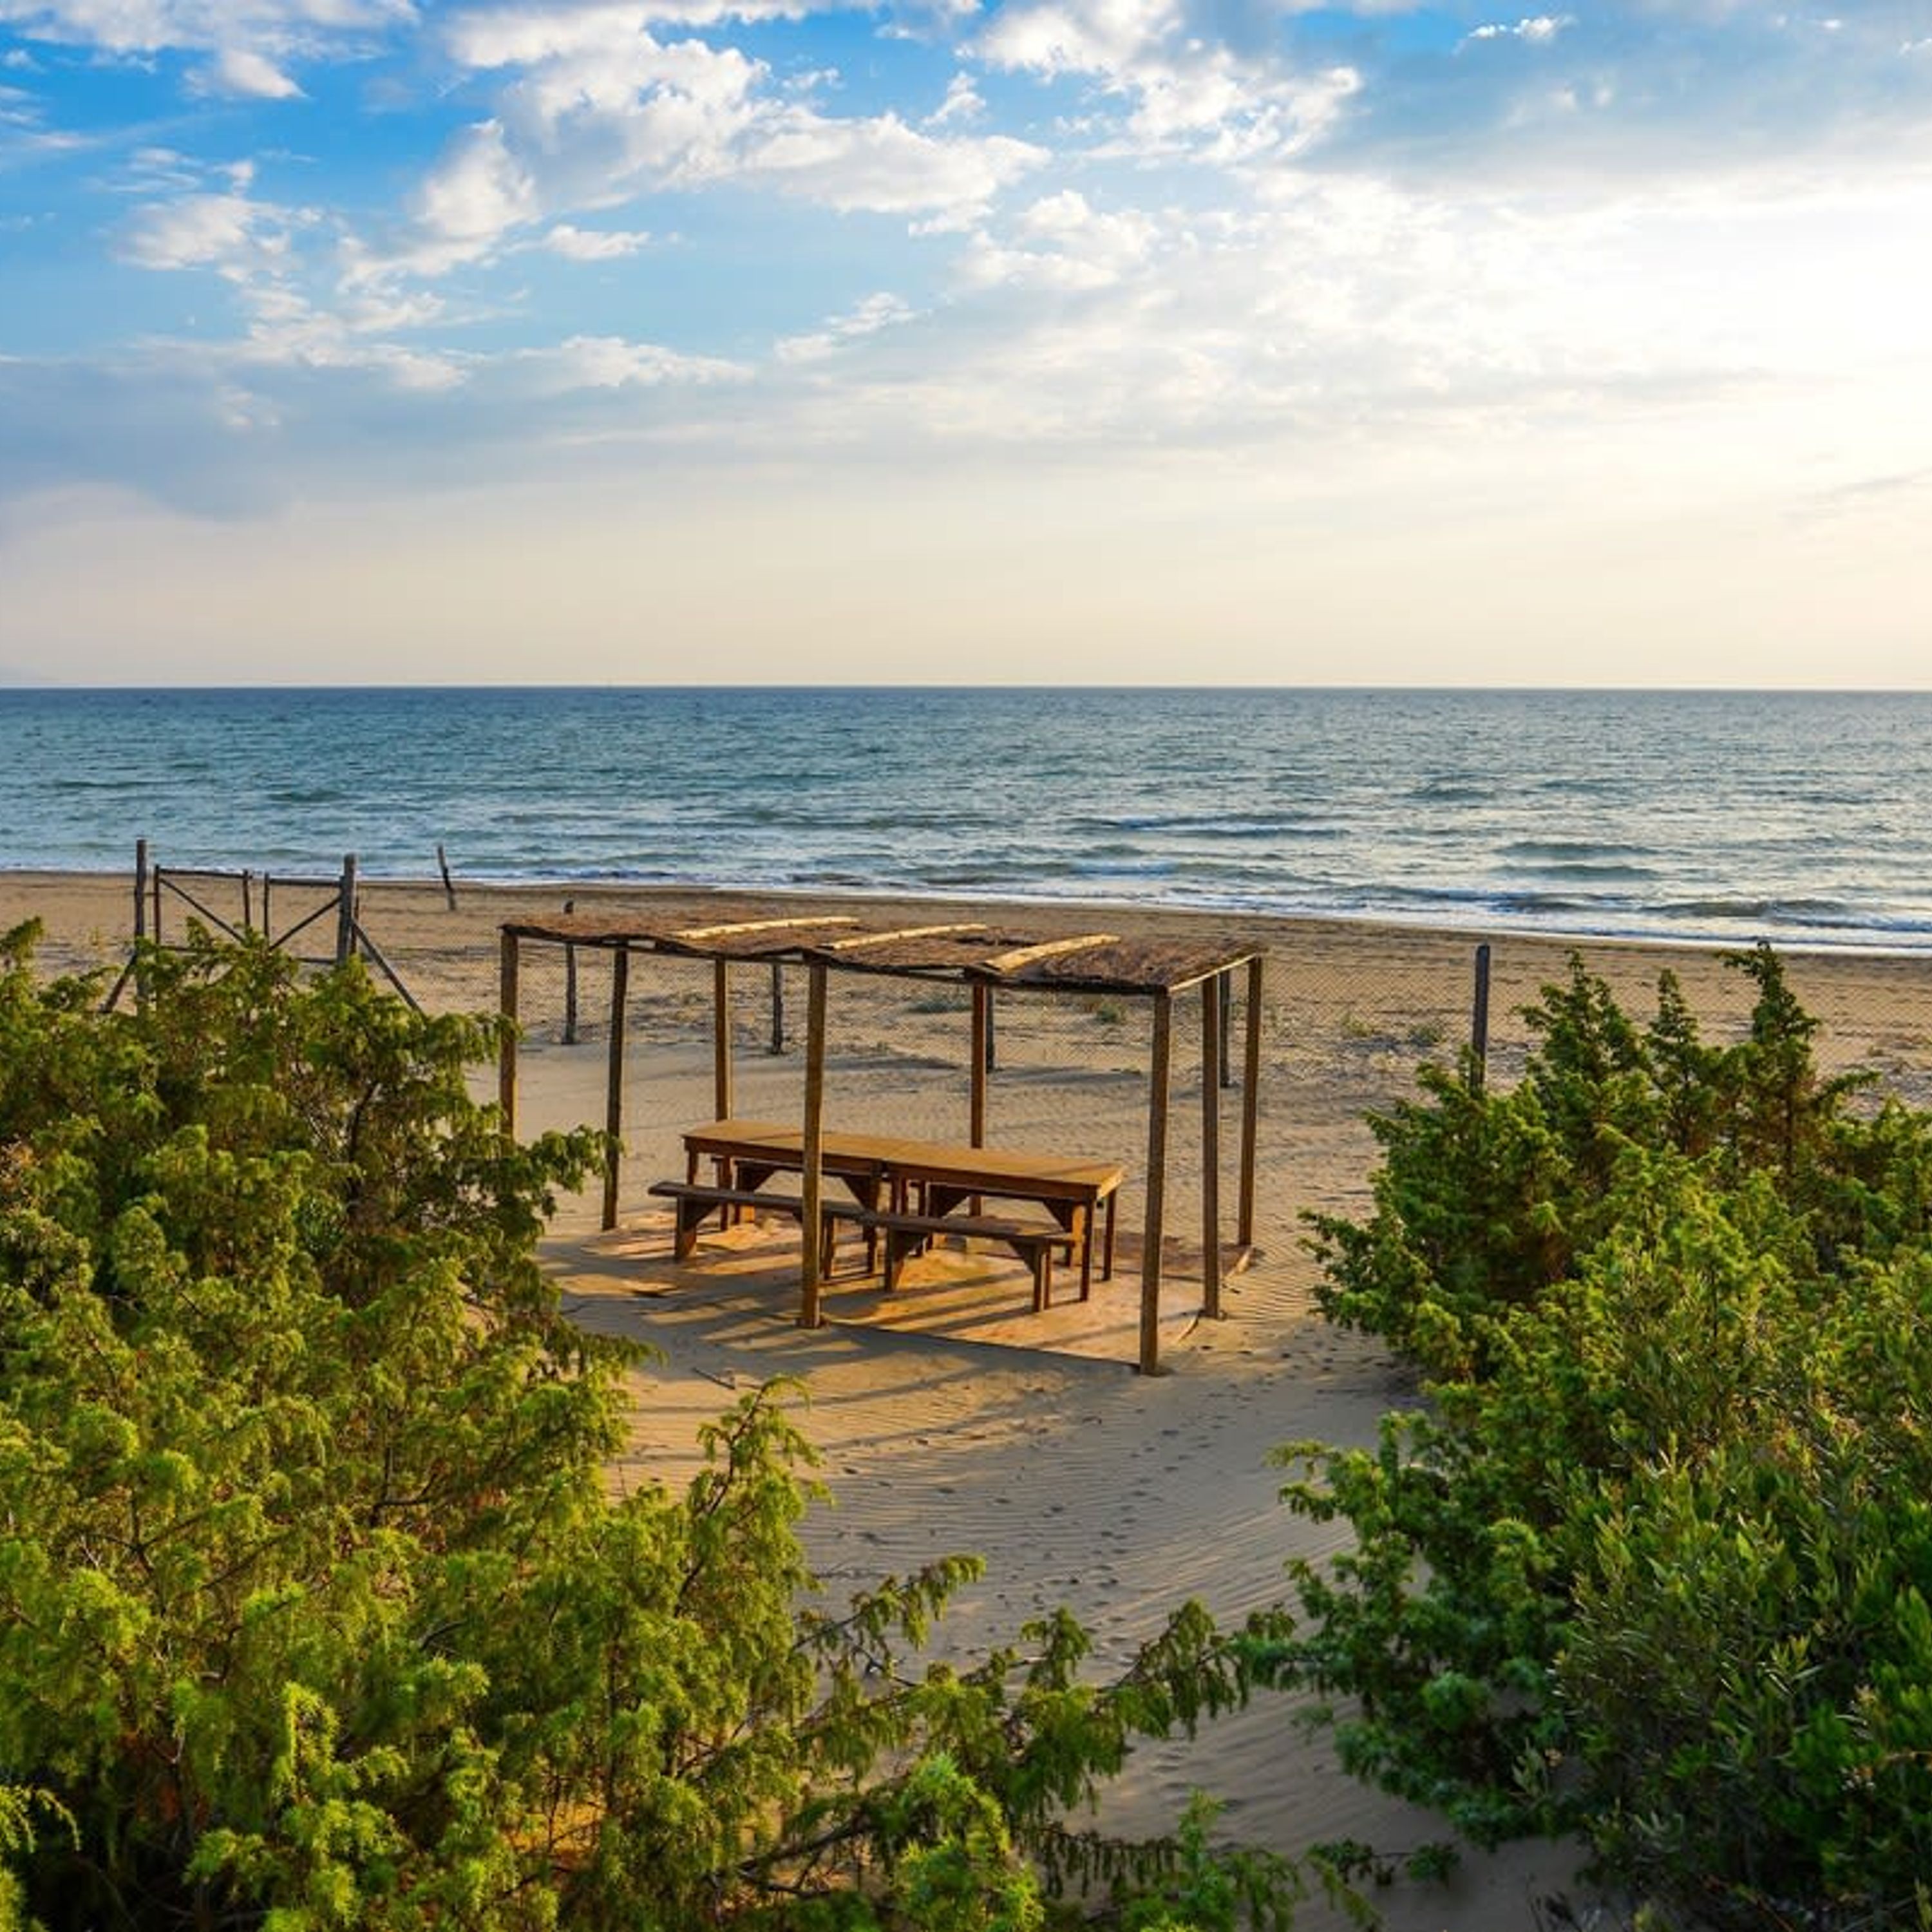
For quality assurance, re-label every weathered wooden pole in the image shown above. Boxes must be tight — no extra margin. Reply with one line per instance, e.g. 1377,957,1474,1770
498,929,520,1141
713,958,735,1121
602,946,629,1231
1139,991,1173,1376
1218,967,1235,1088
1200,973,1223,1320
970,981,990,1146
437,843,457,911
1470,942,1493,1092
1238,955,1264,1249
133,838,148,945
799,961,829,1327
335,855,358,966
769,961,785,1054
562,900,578,1046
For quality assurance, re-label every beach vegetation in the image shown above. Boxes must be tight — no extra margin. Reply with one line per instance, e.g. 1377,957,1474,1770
1270,946,1932,1927
0,924,1313,1932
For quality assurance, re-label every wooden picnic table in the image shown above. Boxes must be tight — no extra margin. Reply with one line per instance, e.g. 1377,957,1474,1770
663,1119,1124,1305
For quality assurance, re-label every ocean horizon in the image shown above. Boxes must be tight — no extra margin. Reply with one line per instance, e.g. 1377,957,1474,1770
6,684,1931,954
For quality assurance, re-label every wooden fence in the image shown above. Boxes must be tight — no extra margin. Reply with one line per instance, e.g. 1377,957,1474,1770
106,838,417,1011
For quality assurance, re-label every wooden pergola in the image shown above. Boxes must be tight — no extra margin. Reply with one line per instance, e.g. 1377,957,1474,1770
497,906,1265,1374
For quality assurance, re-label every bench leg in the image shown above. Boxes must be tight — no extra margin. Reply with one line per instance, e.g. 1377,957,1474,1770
1030,1241,1052,1313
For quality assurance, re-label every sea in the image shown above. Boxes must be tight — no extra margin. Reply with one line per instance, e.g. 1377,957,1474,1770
5,685,1931,953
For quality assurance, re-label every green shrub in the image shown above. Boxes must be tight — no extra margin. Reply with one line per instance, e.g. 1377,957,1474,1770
1271,947,1932,1927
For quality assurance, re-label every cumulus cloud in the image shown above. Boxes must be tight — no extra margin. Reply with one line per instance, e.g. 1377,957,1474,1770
977,0,1358,164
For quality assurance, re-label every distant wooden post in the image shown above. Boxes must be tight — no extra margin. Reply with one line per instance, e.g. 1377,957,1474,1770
1200,973,1223,1320
1139,992,1173,1376
241,869,254,934
1470,942,1493,1092
498,930,520,1141
799,963,829,1327
335,855,358,967
769,962,785,1054
713,959,735,1120
437,844,457,911
602,946,629,1231
562,900,578,1045
970,981,990,1147
134,838,148,945
1238,956,1263,1249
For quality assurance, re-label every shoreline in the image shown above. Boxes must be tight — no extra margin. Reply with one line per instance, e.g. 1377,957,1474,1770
11,862,1932,965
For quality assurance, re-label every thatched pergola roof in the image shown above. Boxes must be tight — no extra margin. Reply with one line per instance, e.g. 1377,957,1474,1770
497,904,1265,1374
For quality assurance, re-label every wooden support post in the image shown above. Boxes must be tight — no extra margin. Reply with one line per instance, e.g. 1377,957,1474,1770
1238,955,1264,1249
335,855,358,967
769,961,785,1055
1218,967,1235,1088
134,838,148,944
1139,992,1173,1376
437,843,457,911
713,958,734,1121
498,930,520,1141
602,947,629,1231
1470,942,1492,1092
799,962,829,1327
241,869,254,935
1201,973,1223,1320
970,981,990,1147
563,901,578,1046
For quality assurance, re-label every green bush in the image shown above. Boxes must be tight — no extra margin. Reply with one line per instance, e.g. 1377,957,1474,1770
1271,947,1932,1927
0,925,1307,1931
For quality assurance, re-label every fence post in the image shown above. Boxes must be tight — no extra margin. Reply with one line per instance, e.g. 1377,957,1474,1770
133,838,148,945
563,900,578,1046
1470,942,1492,1091
769,961,785,1054
335,855,358,966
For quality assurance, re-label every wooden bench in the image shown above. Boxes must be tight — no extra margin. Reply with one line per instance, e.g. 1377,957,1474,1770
823,1204,1077,1312
647,1180,819,1260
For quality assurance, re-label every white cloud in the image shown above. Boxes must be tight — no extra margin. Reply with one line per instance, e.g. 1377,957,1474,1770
1466,15,1571,46
960,187,1158,289
523,333,750,390
200,46,304,97
927,70,983,126
977,0,1358,165
741,109,1043,218
0,0,415,57
776,290,915,361
413,119,537,243
544,222,652,258
120,191,278,269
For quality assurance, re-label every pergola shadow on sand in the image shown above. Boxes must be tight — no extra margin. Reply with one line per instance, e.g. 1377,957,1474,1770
497,906,1265,1374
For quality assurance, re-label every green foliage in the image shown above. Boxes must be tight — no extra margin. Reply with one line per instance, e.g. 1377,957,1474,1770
1273,945,1932,1927
0,927,1313,1930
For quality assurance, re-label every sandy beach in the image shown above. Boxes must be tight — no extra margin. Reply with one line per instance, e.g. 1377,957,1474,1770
11,866,1932,1928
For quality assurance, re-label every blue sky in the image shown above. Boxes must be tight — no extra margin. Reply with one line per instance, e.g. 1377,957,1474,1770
2,0,1929,685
